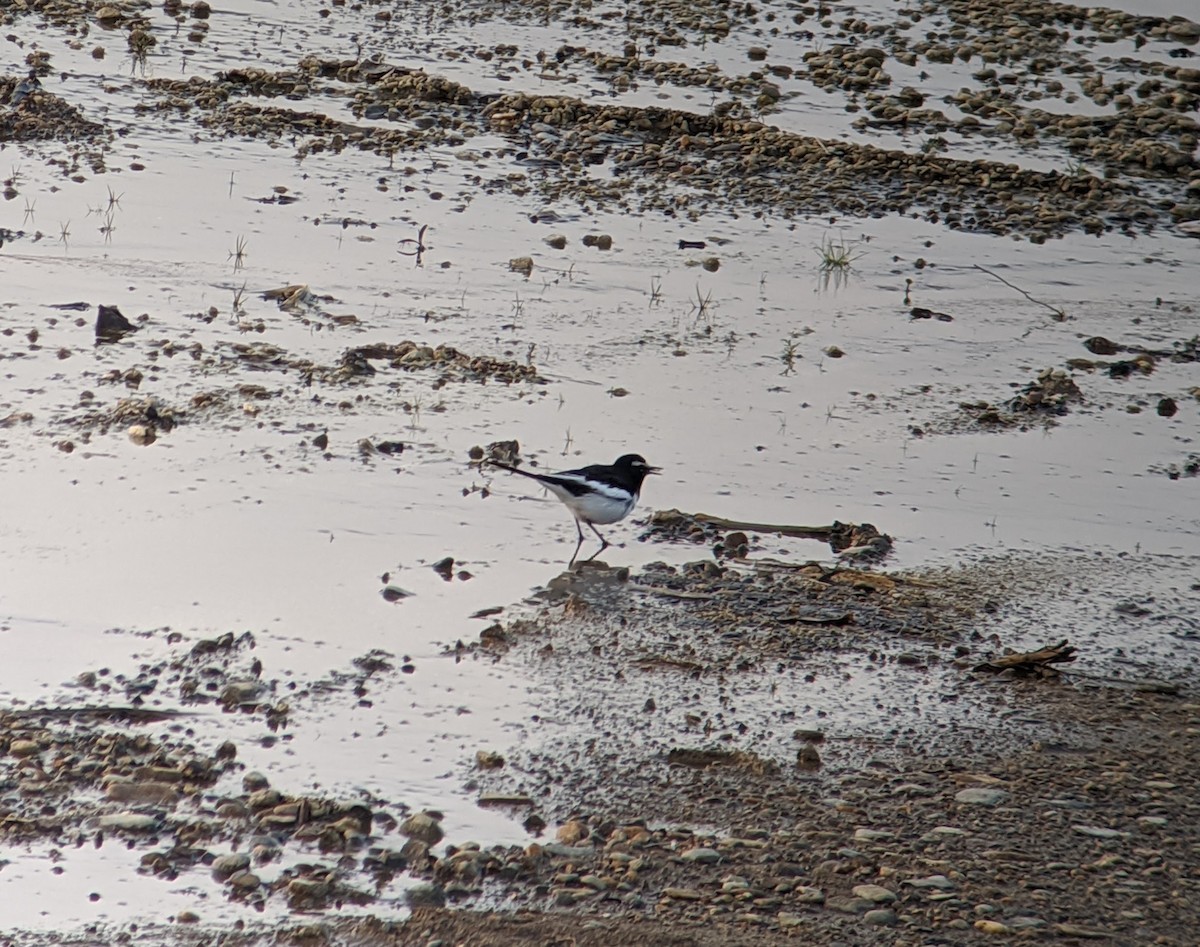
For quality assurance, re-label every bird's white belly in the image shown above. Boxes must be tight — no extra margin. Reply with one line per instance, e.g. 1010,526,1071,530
572,491,636,524
552,488,636,525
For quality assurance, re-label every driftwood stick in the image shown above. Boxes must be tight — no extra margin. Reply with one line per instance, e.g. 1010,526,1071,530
650,509,834,540
974,639,1077,673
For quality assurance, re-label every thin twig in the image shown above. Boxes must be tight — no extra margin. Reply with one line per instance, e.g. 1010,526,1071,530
974,264,1065,320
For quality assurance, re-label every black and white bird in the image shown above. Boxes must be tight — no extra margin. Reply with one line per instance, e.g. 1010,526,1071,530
488,453,661,561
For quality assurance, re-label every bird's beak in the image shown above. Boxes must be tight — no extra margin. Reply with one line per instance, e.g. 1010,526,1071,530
647,465,663,475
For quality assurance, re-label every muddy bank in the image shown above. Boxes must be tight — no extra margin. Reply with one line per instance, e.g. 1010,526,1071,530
5,548,1199,945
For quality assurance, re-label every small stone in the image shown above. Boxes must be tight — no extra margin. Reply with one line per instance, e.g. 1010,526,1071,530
95,304,136,342
98,813,160,832
212,853,251,881
905,874,956,890
794,885,825,904
556,819,587,845
663,887,704,901
128,424,156,446
777,912,804,928
796,744,821,770
864,909,896,926
1072,824,1129,839
955,787,1009,806
701,256,720,272
403,878,446,907
827,896,873,914
544,234,567,249
852,884,897,903
681,847,721,864
221,680,265,706
401,811,445,845
975,920,1011,934
1054,923,1115,938
542,843,593,858
242,772,270,792
176,912,199,924
853,829,894,842
246,788,282,809
8,739,40,758
227,870,260,890
105,781,177,805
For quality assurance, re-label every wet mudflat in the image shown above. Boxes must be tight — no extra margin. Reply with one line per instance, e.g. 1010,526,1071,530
2,0,1200,943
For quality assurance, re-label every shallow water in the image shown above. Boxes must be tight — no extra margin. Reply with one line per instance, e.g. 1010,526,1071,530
2,0,1199,931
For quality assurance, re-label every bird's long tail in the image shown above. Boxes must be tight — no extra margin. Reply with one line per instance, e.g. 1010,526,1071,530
486,459,554,486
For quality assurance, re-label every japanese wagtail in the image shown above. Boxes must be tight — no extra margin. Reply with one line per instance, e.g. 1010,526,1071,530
488,453,661,561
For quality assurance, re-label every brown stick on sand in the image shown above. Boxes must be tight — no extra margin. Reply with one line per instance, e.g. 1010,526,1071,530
973,639,1078,674
649,509,838,540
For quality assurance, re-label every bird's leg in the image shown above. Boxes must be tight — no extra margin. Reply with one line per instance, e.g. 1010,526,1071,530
581,543,605,564
588,522,611,549
569,521,585,566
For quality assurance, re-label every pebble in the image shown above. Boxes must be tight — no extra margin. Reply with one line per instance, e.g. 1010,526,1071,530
974,919,1010,934
242,771,270,792
400,811,445,845
8,739,40,758
405,882,446,908
104,781,177,804
556,819,587,844
827,895,874,914
906,874,956,890
227,869,260,890
543,843,594,858
1055,923,1115,938
863,908,897,926
220,680,265,706
852,883,897,903
663,887,704,900
211,853,251,881
98,813,160,832
955,787,1009,806
1072,824,1130,839
246,788,282,809
681,847,721,864
794,886,825,904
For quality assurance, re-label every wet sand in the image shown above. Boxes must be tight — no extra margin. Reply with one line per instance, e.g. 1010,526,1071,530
2,0,1199,942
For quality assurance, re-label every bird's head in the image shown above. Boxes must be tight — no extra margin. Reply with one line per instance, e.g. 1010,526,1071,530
616,454,662,477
